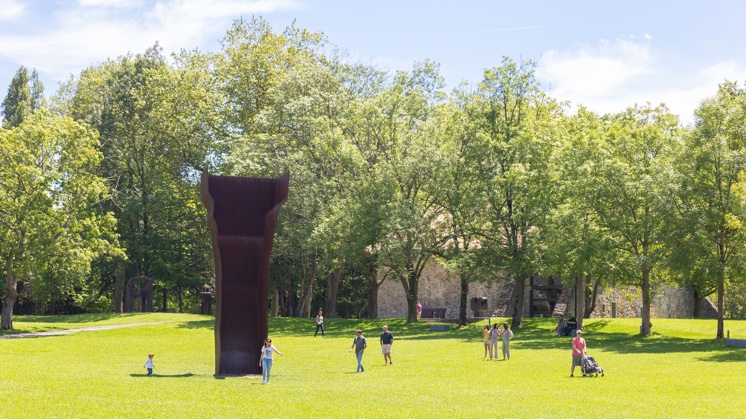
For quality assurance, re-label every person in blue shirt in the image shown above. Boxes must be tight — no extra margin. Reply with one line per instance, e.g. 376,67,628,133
349,330,367,372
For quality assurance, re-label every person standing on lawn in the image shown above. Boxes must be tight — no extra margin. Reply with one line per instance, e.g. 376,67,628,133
380,325,394,365
314,309,325,337
482,325,491,360
570,329,587,377
501,322,514,360
489,323,500,360
144,354,154,376
350,330,367,372
259,338,283,385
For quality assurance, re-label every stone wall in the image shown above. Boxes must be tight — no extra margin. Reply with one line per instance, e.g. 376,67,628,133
563,283,718,319
377,262,507,319
377,260,718,319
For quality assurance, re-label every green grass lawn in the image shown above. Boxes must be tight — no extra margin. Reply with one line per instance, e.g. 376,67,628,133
1,314,744,418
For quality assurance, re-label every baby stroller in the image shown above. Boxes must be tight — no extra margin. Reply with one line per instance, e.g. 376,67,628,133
581,355,604,377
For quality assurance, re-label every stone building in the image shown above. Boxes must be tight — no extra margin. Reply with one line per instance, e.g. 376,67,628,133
377,261,718,320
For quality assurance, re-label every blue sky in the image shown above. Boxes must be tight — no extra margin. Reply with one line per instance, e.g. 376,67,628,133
1,0,745,125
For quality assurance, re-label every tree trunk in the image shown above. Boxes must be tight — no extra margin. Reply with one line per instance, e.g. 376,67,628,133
511,276,526,328
716,275,724,339
177,286,183,313
271,287,279,317
584,277,600,318
325,266,343,318
404,268,419,324
576,273,586,331
692,288,701,319
366,261,384,319
114,258,125,313
640,269,652,336
2,253,17,329
162,287,167,312
459,274,469,327
367,267,383,319
298,250,318,318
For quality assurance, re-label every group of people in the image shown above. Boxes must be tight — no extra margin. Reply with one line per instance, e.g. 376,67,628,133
144,313,590,382
349,325,394,372
552,313,578,337
481,322,514,360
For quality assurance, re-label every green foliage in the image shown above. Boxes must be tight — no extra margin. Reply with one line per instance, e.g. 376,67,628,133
64,44,221,311
0,110,120,327
1,66,45,128
670,82,746,336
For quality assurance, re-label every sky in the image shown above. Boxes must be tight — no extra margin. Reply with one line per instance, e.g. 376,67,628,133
1,0,745,125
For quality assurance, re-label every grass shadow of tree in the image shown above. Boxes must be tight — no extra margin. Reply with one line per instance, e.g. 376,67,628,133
14,313,139,324
176,319,214,329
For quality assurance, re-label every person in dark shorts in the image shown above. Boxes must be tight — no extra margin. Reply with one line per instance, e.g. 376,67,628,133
570,330,587,377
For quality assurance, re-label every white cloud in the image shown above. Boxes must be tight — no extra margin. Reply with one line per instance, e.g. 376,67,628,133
537,38,657,103
0,0,24,20
0,0,304,83
78,0,142,7
536,38,746,125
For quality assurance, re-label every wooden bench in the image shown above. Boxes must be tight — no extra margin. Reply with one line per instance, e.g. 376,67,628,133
421,308,446,318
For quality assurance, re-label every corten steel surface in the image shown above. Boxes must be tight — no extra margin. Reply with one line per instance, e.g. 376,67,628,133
201,171,289,375
124,276,153,313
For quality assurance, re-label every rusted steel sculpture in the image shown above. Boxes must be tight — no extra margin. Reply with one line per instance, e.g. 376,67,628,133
201,171,289,375
124,276,153,313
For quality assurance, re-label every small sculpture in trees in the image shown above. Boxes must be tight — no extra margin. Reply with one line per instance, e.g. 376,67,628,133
201,171,289,375
124,276,153,313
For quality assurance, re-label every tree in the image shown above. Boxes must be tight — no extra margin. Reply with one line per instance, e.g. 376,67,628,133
0,110,119,328
1,66,45,129
583,104,680,336
543,108,628,329
673,82,746,338
472,57,559,328
361,61,446,323
427,90,489,326
65,45,222,312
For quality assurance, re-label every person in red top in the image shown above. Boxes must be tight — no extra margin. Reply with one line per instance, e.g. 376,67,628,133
570,329,587,377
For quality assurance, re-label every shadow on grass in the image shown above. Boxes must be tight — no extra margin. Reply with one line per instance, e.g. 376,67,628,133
265,317,746,363
129,373,196,378
12,313,140,324
176,320,214,330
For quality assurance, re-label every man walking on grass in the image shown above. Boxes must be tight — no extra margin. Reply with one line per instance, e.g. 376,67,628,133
380,325,394,365
350,330,367,372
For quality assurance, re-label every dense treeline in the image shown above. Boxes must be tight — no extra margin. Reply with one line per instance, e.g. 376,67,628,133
1,17,746,337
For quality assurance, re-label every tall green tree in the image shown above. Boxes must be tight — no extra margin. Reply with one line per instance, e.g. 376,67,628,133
427,90,489,326
365,61,446,323
673,81,746,338
66,45,222,312
583,104,679,335
543,108,628,329
1,67,45,129
472,57,558,328
0,110,119,328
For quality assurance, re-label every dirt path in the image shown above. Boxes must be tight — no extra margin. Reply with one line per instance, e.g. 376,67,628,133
0,322,168,339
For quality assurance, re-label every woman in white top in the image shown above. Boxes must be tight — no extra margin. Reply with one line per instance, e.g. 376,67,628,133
501,322,514,360
489,323,500,360
259,338,283,385
315,310,324,337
